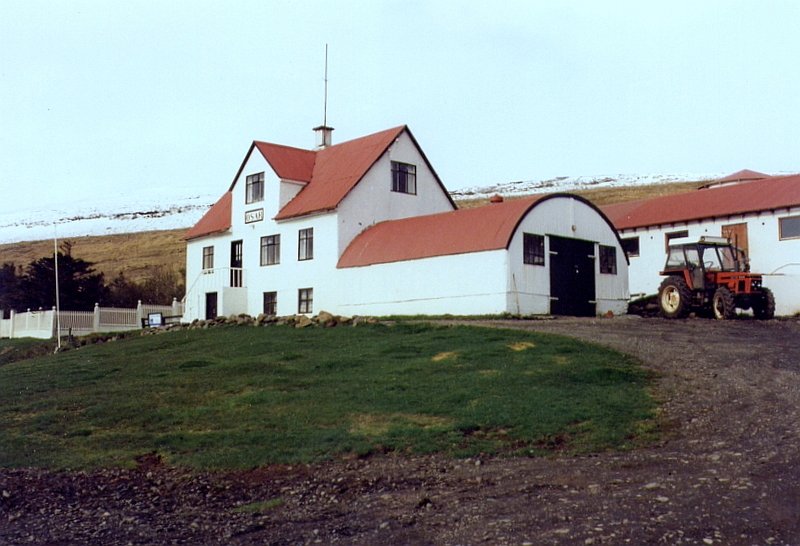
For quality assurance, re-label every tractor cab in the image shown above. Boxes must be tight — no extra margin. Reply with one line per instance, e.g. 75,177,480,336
662,237,747,291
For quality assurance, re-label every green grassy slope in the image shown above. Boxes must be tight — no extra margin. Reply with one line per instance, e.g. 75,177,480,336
0,323,656,470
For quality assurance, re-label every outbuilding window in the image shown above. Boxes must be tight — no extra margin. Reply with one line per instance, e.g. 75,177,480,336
246,172,264,204
599,245,617,274
298,228,314,260
391,161,417,194
202,246,214,270
620,237,640,258
261,234,280,266
523,233,545,265
779,215,800,240
298,288,313,314
263,291,277,316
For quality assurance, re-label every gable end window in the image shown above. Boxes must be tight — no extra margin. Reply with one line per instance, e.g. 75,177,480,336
246,172,264,204
599,245,617,274
261,234,280,266
202,246,214,270
298,228,314,261
523,233,545,265
298,288,313,314
779,215,800,240
391,161,417,195
263,291,277,316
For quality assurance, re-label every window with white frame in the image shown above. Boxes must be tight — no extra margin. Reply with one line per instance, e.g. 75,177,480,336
298,288,313,314
263,291,277,316
523,233,545,265
391,161,417,194
298,228,314,260
599,245,617,274
202,246,214,270
246,172,264,204
779,215,800,240
260,234,280,266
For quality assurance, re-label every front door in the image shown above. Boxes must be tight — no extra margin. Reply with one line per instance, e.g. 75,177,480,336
205,292,218,320
549,235,596,317
230,240,243,287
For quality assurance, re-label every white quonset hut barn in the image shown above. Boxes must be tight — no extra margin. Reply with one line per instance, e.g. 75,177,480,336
603,170,800,316
183,125,629,321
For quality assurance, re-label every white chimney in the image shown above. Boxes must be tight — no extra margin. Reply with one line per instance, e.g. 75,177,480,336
313,125,334,149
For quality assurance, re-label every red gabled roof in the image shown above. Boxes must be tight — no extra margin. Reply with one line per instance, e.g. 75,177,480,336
254,142,316,182
184,192,232,240
338,196,548,268
603,173,800,231
274,126,408,220
699,169,770,189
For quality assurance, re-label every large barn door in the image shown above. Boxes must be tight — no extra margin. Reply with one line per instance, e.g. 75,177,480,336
548,235,596,317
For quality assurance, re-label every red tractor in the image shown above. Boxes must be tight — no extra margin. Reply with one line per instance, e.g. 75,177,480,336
658,236,775,319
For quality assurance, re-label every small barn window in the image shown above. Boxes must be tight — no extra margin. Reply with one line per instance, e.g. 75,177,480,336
599,245,617,274
261,234,280,266
202,246,214,270
779,215,800,240
621,237,639,258
665,230,689,252
523,233,545,265
391,161,417,194
246,172,264,204
298,288,313,314
263,291,277,316
298,228,314,261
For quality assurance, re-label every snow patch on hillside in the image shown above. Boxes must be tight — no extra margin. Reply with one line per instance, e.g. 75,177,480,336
450,172,721,200
0,173,725,244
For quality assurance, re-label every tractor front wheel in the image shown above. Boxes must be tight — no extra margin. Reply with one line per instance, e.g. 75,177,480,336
753,287,776,319
712,287,736,320
658,277,692,318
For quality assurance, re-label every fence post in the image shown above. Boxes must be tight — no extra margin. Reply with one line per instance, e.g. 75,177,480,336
9,310,15,338
93,303,100,333
135,300,143,328
172,297,181,318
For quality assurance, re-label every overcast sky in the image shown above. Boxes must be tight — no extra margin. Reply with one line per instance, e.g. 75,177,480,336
1,0,799,214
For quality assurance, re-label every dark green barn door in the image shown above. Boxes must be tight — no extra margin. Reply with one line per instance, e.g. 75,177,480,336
548,235,596,317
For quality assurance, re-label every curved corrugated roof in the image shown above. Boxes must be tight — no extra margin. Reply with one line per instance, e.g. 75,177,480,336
603,173,800,230
336,194,627,268
184,192,232,240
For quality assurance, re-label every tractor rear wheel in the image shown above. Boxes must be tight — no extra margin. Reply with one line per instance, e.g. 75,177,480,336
753,287,776,319
658,277,692,318
712,287,736,320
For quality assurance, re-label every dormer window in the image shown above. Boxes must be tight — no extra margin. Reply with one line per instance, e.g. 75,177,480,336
391,161,416,195
246,172,264,204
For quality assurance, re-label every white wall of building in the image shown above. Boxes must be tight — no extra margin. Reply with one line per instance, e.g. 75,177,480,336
184,231,232,321
620,207,800,315
507,197,629,316
337,131,454,256
335,250,509,316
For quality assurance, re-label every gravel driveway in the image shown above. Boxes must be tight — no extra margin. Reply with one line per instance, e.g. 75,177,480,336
2,316,799,545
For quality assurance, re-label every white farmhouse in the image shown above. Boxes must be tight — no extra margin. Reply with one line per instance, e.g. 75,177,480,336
183,125,629,320
603,171,800,316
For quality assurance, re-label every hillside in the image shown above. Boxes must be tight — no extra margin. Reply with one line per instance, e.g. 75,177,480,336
0,180,708,282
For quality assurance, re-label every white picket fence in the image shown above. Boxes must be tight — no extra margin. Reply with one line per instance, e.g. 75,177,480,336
0,299,184,340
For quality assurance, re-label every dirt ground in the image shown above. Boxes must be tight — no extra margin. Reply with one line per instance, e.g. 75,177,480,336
2,316,800,545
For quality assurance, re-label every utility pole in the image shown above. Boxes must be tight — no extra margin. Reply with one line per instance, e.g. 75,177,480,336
54,225,61,351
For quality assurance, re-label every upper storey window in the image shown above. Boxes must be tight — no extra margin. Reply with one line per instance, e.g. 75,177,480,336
246,172,264,204
391,161,416,195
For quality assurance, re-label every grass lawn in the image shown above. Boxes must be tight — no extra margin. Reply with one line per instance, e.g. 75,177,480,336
0,323,656,470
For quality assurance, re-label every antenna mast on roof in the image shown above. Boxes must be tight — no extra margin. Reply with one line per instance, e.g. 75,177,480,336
314,43,334,149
